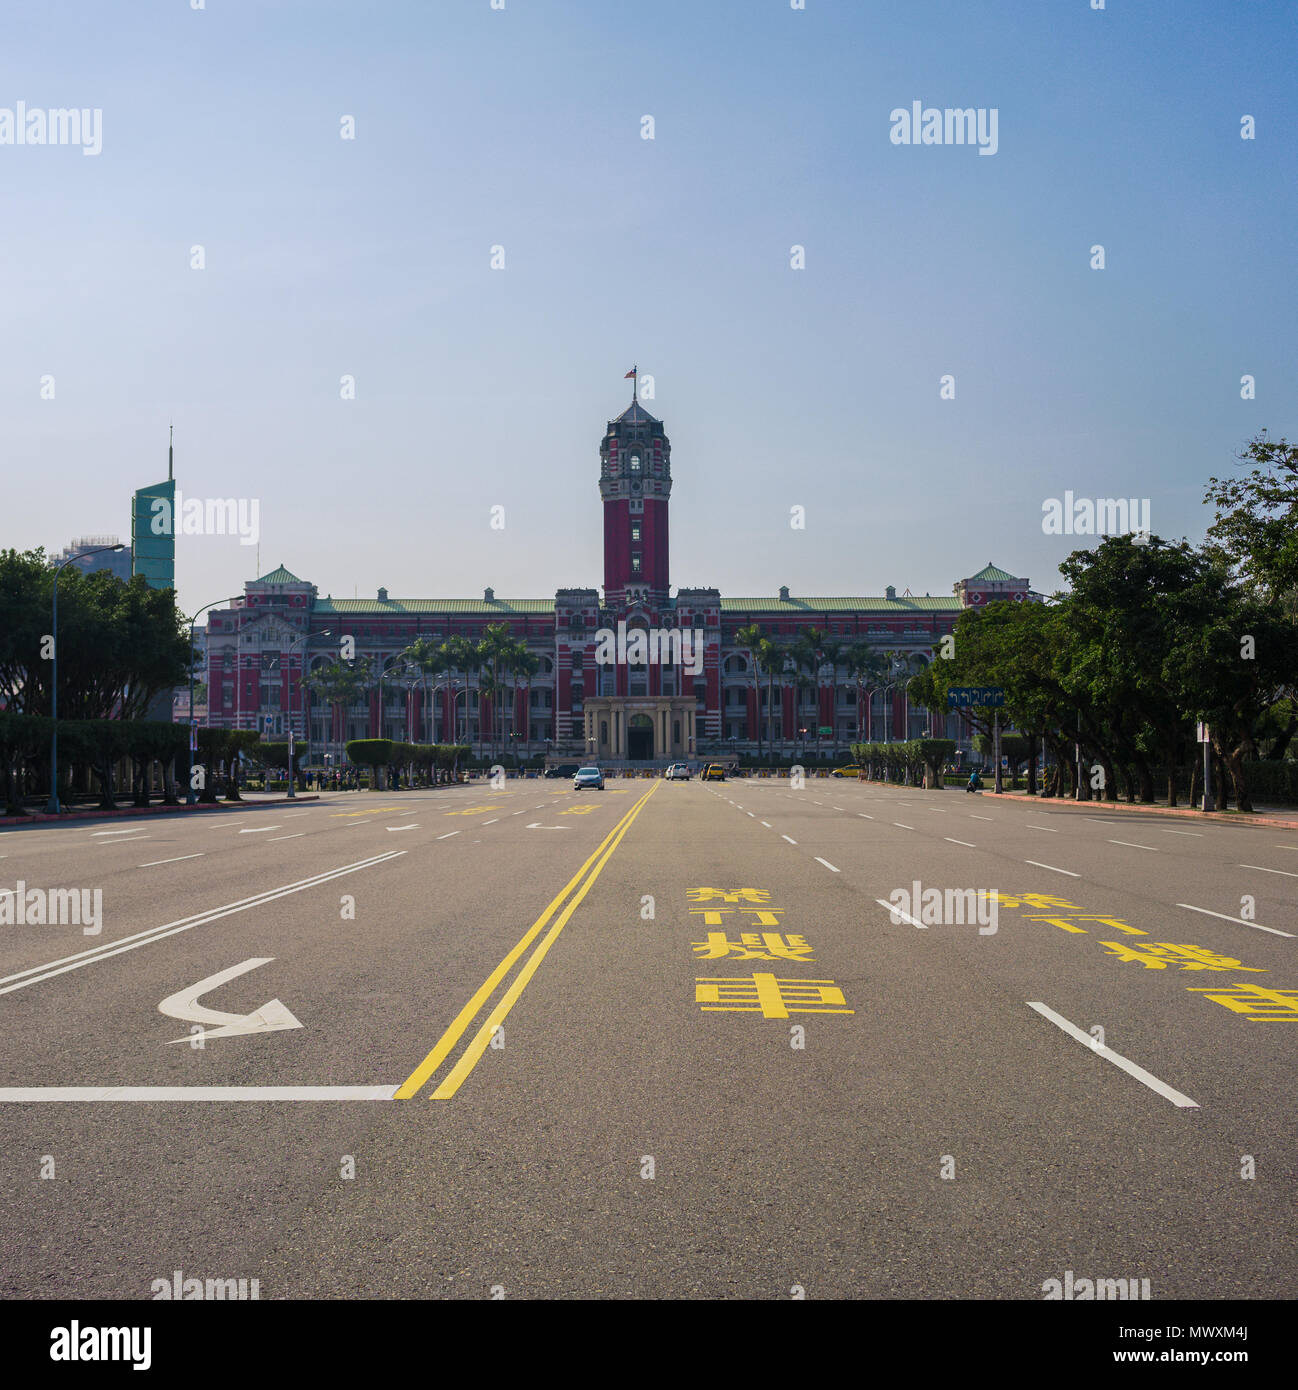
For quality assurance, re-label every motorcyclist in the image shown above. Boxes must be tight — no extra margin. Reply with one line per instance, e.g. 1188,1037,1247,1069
966,770,982,794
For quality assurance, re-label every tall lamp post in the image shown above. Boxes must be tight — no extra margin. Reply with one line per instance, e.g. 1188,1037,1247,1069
286,629,329,799
46,544,125,814
184,596,237,805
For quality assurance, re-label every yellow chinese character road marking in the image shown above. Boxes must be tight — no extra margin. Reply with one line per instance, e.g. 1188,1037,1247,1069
331,806,402,818
559,803,599,815
691,932,814,962
445,805,498,816
1023,915,1090,935
694,974,853,1018
1101,943,1266,972
1187,982,1298,1020
991,892,1082,911
687,887,772,905
1075,915,1146,936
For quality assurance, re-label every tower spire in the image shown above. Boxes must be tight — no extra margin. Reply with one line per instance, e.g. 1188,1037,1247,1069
168,422,174,481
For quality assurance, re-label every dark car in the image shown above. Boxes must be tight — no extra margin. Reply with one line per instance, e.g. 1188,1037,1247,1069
545,764,580,779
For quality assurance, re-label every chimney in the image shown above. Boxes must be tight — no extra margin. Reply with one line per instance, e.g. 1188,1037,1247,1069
778,585,789,602
377,587,388,602
885,585,896,601
484,586,495,602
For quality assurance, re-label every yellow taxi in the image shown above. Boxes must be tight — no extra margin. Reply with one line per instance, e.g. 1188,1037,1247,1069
702,764,726,782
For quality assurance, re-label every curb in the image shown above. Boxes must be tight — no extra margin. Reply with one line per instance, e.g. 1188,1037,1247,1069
931,787,1298,831
0,796,320,828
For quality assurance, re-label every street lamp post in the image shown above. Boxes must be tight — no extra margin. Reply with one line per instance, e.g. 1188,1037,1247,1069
286,628,329,799
46,544,125,814
184,596,238,806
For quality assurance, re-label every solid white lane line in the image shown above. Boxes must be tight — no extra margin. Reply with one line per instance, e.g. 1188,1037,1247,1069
945,838,977,848
815,858,840,872
1024,860,1080,877
1110,839,1158,851
138,854,206,867
781,835,797,844
876,897,925,929
0,852,406,996
1176,903,1295,939
1027,1002,1199,1109
0,1086,398,1103
1240,863,1298,878
269,833,305,841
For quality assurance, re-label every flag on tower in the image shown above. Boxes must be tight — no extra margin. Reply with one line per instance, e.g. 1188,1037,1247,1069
624,367,636,379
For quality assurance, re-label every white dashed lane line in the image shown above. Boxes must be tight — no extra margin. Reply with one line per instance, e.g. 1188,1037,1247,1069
1240,863,1298,878
1177,903,1294,939
781,835,797,845
945,838,976,848
815,858,840,873
1109,840,1158,852
1028,1002,1198,1108
138,854,205,868
1024,860,1080,877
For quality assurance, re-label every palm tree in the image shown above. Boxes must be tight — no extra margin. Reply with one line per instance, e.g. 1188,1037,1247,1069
754,638,784,756
305,658,371,761
509,648,541,762
734,622,764,757
478,622,517,760
400,636,448,743
844,641,887,743
446,635,483,750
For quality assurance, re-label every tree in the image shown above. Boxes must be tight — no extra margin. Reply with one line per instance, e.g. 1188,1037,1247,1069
734,623,765,755
1205,432,1298,604
305,658,371,754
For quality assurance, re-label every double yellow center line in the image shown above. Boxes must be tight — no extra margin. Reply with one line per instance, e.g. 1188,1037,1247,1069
396,780,660,1100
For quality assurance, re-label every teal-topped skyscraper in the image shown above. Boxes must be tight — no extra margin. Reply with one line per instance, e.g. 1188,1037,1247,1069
131,429,176,591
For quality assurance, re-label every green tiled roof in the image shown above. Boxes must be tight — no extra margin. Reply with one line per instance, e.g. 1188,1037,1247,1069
313,597,555,615
720,596,961,613
252,565,305,585
967,563,1019,583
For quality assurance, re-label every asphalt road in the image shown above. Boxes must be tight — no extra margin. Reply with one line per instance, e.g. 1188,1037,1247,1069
0,775,1294,1300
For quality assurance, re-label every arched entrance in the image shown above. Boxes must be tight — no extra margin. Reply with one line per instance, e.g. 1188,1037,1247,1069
627,712,654,761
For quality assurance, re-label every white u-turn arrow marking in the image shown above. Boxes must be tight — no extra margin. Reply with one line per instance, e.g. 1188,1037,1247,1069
159,958,303,1044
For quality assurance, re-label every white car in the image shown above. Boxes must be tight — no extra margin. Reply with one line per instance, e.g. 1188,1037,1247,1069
573,766,604,790
665,762,691,781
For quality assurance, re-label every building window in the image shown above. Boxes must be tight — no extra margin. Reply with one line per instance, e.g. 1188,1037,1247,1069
631,554,642,573
629,454,642,472
630,523,641,542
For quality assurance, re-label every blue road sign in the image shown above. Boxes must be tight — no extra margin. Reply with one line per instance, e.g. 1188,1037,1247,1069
946,687,1006,709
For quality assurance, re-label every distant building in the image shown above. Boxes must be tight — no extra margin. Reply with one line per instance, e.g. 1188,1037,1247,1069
53,536,132,581
205,389,1036,763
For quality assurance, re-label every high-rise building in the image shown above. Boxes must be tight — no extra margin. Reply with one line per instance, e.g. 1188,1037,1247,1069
53,536,132,581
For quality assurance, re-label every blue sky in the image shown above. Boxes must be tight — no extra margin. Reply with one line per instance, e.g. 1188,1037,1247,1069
3,0,1295,617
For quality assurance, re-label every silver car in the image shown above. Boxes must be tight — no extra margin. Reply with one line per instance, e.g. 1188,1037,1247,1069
573,766,604,790
665,762,691,781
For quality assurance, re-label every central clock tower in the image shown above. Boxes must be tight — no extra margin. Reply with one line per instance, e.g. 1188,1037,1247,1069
599,391,671,604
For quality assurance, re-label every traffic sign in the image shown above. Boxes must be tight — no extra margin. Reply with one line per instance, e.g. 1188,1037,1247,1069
946,687,1005,708
1197,722,1210,744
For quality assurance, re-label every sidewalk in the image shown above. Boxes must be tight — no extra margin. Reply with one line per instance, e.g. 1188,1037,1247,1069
972,788,1298,832
0,793,320,828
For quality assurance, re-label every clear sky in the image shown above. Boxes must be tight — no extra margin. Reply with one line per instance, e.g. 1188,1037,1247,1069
3,0,1295,618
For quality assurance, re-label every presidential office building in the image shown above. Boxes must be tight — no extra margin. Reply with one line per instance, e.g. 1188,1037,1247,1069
203,392,1037,764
